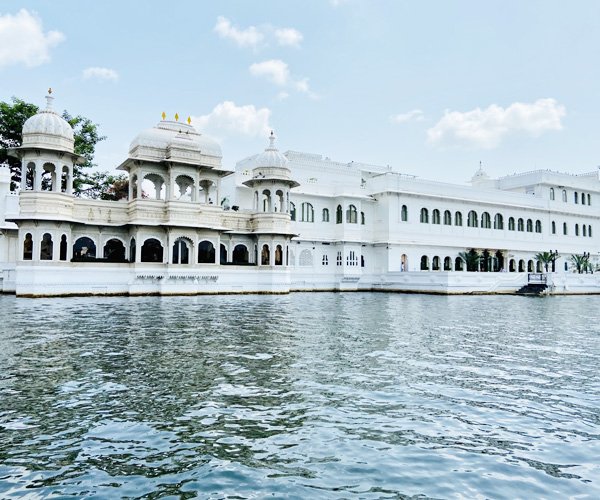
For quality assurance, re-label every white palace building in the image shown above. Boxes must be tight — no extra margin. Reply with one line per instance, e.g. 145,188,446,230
1,93,600,297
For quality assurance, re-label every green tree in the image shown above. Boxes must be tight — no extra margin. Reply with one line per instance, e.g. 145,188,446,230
458,249,480,272
535,251,554,272
0,96,113,197
569,254,588,274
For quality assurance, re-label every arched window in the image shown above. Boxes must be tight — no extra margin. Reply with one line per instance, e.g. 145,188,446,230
336,205,343,224
583,225,587,237
575,224,579,236
275,245,283,265
432,209,440,224
508,217,515,231
401,205,408,222
261,189,272,212
455,257,464,271
551,221,556,234
562,189,567,202
432,256,440,271
401,254,408,272
40,233,53,260
73,237,96,260
322,208,330,222
455,212,463,226
361,211,365,225
23,233,33,260
443,256,452,271
261,244,270,265
443,210,452,225
299,249,313,267
233,244,249,264
301,202,314,222
346,205,357,223
198,240,215,263
509,259,516,272
564,262,568,271
535,220,542,233
420,255,429,270
550,188,555,200
518,259,525,272
574,192,579,204
322,254,329,266
467,210,478,227
528,260,534,272
172,238,190,264
526,219,533,232
290,202,296,221
536,261,543,272
220,243,227,264
563,222,567,235
493,213,503,230
104,238,125,262
587,194,591,206
582,192,586,205
60,234,67,261
420,208,429,223
518,218,524,232
589,225,592,237
275,190,284,212
141,238,163,263
481,212,491,229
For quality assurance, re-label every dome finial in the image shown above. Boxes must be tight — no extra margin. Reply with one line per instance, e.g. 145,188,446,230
45,88,54,111
161,111,166,120
269,130,276,149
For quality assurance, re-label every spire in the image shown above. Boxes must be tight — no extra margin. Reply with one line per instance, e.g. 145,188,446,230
268,130,276,150
45,88,54,111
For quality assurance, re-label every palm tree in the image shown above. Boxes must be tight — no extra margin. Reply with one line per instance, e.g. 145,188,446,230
535,252,553,272
570,254,588,274
458,249,480,272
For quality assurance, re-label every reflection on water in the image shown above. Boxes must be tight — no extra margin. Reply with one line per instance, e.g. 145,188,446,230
0,294,599,498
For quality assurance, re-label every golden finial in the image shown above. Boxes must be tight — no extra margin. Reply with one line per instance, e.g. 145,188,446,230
187,116,191,125
161,111,166,120
174,113,179,121
48,87,53,95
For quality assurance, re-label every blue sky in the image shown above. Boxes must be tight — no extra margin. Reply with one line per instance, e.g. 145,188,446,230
1,1,600,183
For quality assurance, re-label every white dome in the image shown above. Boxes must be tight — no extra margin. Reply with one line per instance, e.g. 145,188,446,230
22,95,74,153
254,132,288,168
129,120,222,159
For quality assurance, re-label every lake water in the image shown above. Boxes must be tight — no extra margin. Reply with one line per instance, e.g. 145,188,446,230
0,293,599,499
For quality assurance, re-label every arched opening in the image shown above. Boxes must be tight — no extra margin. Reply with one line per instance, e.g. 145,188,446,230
536,261,543,272
467,210,478,227
322,208,330,222
432,209,440,224
232,244,249,264
336,205,343,224
550,187,555,200
275,245,283,265
220,243,227,264
455,257,464,271
104,238,126,262
494,214,503,230
518,259,525,272
23,162,35,190
508,217,515,231
420,255,429,270
481,212,491,229
275,190,284,212
290,202,296,221
528,260,534,272
174,175,194,201
142,173,166,200
361,211,365,225
141,238,163,262
562,189,567,202
254,191,259,211
73,237,97,260
526,219,533,232
41,162,56,191
198,240,215,264
420,208,429,223
454,211,463,226
443,256,452,271
262,189,272,212
130,175,138,199
509,259,516,272
401,254,408,272
346,205,357,223
401,205,408,222
60,234,67,261
444,210,451,225
23,233,33,260
432,256,440,271
518,218,524,231
261,244,270,265
301,202,314,222
172,238,190,264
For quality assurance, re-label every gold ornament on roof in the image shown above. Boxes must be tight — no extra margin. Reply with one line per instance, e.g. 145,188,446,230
187,116,191,125
48,87,53,95
161,111,166,120
174,113,179,121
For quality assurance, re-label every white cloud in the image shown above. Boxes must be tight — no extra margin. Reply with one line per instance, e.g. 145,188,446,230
274,28,303,47
390,109,424,124
214,16,264,48
82,67,119,82
249,59,316,98
249,59,290,86
193,101,271,138
0,9,64,68
427,99,566,149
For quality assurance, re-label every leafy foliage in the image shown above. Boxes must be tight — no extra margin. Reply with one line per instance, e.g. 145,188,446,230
570,254,591,274
458,249,480,272
535,252,554,272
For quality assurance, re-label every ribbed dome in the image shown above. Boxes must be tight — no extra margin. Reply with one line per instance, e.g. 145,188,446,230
254,132,289,168
129,120,222,158
22,95,74,153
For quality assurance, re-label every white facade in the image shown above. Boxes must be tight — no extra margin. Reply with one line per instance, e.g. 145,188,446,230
1,94,600,296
